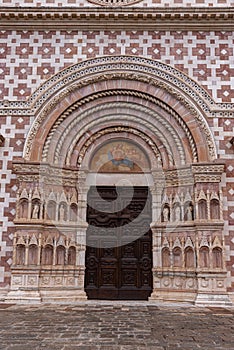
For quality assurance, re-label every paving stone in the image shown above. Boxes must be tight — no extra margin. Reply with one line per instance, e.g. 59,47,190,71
0,303,233,349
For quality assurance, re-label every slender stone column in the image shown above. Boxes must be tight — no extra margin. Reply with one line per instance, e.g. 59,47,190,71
149,224,163,301
149,171,164,300
151,225,162,269
75,170,89,299
77,170,89,222
150,170,165,223
28,189,32,220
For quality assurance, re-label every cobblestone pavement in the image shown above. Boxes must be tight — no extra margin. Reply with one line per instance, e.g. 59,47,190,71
0,301,233,350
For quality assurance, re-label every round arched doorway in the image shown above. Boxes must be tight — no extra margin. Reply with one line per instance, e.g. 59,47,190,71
84,137,157,300
7,56,230,306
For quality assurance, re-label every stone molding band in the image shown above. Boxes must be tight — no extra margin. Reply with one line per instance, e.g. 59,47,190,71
1,56,233,114
1,7,234,30
42,91,197,165
41,98,198,167
17,56,217,163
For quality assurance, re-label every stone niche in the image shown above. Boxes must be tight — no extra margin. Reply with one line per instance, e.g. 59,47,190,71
149,164,232,306
7,231,87,303
6,162,232,306
7,163,88,303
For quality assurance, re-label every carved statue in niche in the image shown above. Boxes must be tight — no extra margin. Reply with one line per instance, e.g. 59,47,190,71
199,247,210,268
16,245,25,265
162,248,170,267
210,199,220,220
47,201,56,221
68,246,76,265
19,199,28,219
162,206,170,222
186,204,193,221
32,203,40,219
42,245,53,265
56,246,65,265
70,204,78,222
173,247,182,267
212,247,223,268
185,248,195,268
59,204,65,222
174,205,181,221
28,245,38,265
198,200,207,220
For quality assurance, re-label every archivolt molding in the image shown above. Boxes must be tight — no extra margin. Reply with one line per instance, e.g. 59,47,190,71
0,56,222,110
22,56,217,161
42,90,197,166
56,113,175,168
49,103,188,167
76,126,161,170
2,56,233,113
49,102,192,165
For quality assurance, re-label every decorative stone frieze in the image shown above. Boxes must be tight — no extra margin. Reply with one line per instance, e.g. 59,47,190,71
1,7,234,30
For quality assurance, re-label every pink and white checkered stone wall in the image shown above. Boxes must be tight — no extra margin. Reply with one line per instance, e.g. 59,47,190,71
0,30,234,103
0,27,234,297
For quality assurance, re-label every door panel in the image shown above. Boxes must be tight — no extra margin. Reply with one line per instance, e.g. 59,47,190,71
85,186,152,300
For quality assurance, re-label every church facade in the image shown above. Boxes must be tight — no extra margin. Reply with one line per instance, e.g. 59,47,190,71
0,0,234,305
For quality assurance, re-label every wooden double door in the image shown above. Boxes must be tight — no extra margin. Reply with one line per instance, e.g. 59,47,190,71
85,186,153,300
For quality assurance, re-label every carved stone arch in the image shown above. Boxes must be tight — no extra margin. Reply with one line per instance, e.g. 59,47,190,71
47,92,198,165
198,199,208,220
212,247,223,269
56,246,66,265
172,247,183,267
41,245,53,265
184,201,194,221
199,246,210,268
162,247,171,268
80,128,159,172
37,98,197,170
28,245,38,265
23,56,216,163
185,247,196,268
68,246,76,265
210,198,220,220
19,199,28,219
9,56,232,306
25,56,216,112
40,96,198,168
46,200,56,221
16,244,25,266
